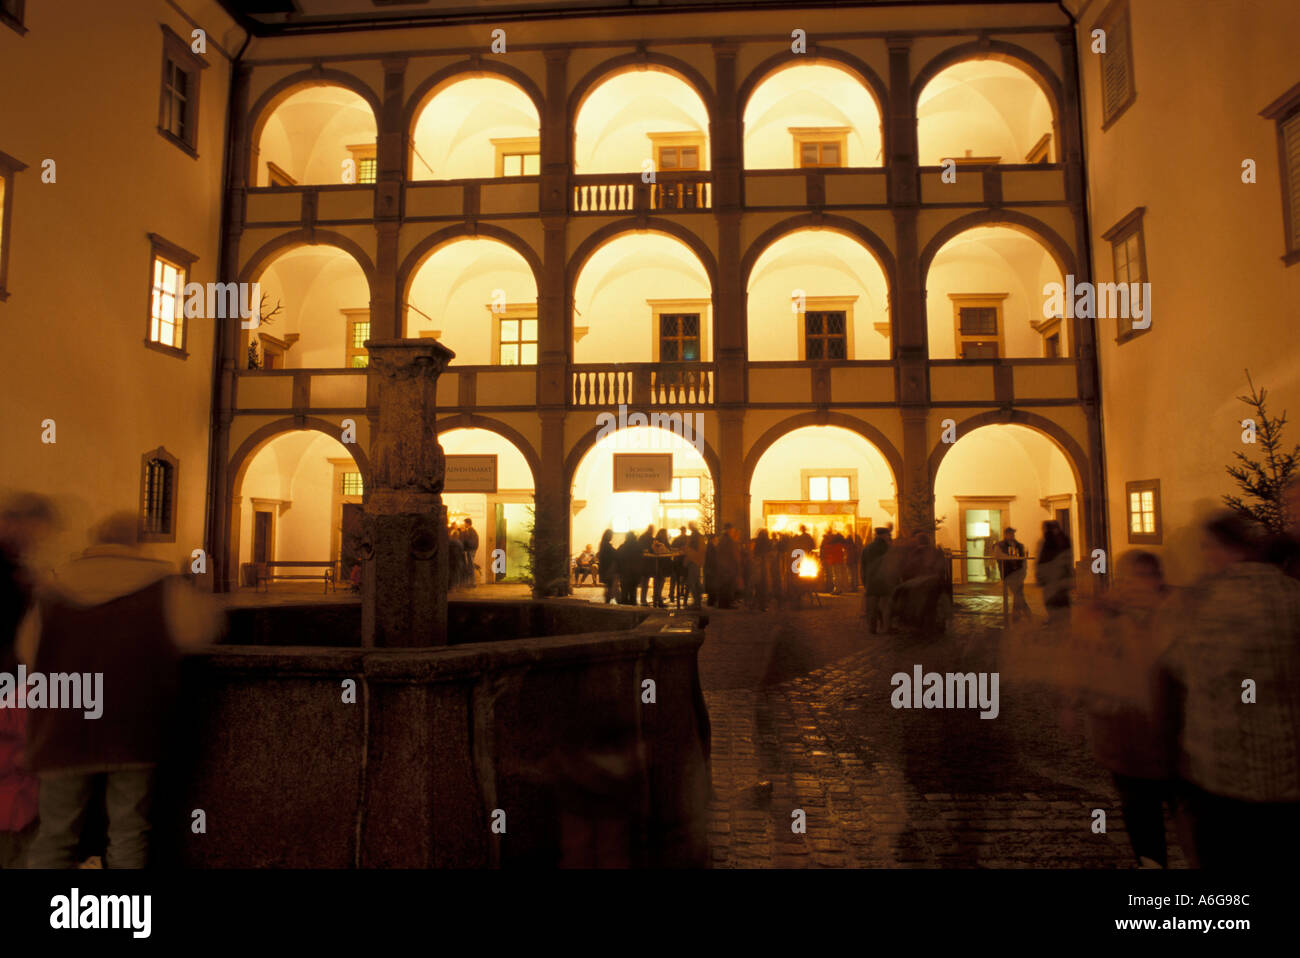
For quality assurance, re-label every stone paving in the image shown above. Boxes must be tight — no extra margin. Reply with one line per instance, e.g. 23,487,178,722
696,588,1187,869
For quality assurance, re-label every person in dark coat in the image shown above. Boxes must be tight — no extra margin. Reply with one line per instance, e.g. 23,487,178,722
616,532,641,605
596,529,618,605
714,526,742,609
636,525,655,606
860,527,892,633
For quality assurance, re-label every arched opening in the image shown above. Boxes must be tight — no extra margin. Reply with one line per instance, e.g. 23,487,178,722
572,231,712,366
917,59,1055,167
573,68,710,187
409,76,541,181
742,62,883,169
235,430,364,590
932,423,1081,591
439,427,536,586
748,425,897,543
405,237,538,365
252,84,378,187
570,424,716,573
926,225,1066,360
747,229,891,360
247,244,372,369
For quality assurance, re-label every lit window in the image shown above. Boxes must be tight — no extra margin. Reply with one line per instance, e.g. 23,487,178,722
660,476,702,502
346,144,377,184
498,316,537,366
502,153,540,176
950,294,1008,360
808,475,851,502
492,138,541,178
790,128,848,169
146,234,197,355
139,447,178,543
828,476,850,501
158,27,206,155
344,311,370,367
1126,479,1161,544
659,313,701,363
341,472,364,496
1096,0,1136,128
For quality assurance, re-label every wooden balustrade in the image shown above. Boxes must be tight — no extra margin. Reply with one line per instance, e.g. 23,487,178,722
571,173,712,214
571,364,714,406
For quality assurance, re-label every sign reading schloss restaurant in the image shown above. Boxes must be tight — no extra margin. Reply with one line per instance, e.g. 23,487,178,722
444,455,498,493
612,453,673,493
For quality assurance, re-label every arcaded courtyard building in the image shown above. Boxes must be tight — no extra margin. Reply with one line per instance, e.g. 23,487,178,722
2,0,1297,592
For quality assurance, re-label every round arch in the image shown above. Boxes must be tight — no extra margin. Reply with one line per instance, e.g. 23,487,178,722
567,52,716,132
228,416,370,495
564,420,722,497
567,218,719,301
435,413,542,485
740,214,899,294
742,411,903,494
737,48,891,154
245,70,382,182
926,409,1088,499
919,209,1077,281
911,40,1065,134
237,229,377,291
398,224,543,308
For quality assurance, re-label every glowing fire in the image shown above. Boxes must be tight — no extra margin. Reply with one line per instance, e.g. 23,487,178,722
798,556,820,579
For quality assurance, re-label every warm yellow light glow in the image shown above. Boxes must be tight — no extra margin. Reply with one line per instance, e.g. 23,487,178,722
798,556,820,579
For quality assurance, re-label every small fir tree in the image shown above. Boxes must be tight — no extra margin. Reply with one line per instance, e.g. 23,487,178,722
1223,370,1300,535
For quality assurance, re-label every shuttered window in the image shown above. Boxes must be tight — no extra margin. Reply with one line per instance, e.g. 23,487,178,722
1097,1,1136,127
1284,111,1300,253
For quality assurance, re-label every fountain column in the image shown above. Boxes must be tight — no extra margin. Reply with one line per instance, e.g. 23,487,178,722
361,338,455,648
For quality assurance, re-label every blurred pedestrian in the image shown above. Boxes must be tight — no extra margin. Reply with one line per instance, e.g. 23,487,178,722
1037,520,1073,625
597,530,618,604
860,527,892,633
616,532,641,606
1161,513,1300,868
994,526,1030,620
19,512,221,869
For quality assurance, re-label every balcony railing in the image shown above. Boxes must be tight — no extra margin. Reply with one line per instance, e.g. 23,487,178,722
571,363,715,406
571,172,712,214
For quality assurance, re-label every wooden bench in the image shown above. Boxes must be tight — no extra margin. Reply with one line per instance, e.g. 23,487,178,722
256,560,336,593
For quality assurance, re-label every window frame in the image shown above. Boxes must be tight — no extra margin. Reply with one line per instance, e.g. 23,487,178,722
648,298,710,363
949,293,1008,360
802,469,857,504
491,137,541,178
145,234,197,358
647,132,707,173
1125,479,1162,545
1102,206,1150,344
487,302,539,366
0,149,26,301
139,447,179,544
157,25,208,157
1095,0,1137,130
346,143,377,184
341,308,371,368
1260,81,1300,267
789,127,850,169
795,295,858,361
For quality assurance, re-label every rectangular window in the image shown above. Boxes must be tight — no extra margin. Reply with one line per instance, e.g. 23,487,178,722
790,128,849,169
346,144,377,184
501,153,540,176
1096,0,1137,128
341,472,364,496
146,235,196,356
804,310,847,360
659,313,701,363
346,315,371,368
1,0,25,34
658,145,700,171
808,475,851,502
1103,207,1149,341
950,294,1007,360
139,448,178,543
1126,479,1161,544
660,476,702,502
1261,85,1300,265
492,137,541,178
498,316,537,366
0,149,25,300
158,27,206,155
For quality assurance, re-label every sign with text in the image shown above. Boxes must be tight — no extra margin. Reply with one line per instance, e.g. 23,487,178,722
444,455,498,493
613,453,673,493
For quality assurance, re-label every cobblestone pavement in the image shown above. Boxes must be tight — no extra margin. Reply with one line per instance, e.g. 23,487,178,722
697,589,1186,869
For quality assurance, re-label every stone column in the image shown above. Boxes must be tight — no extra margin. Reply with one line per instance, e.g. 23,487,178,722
361,339,455,648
